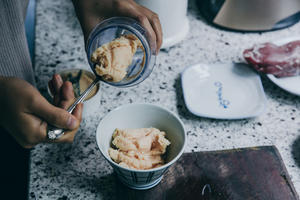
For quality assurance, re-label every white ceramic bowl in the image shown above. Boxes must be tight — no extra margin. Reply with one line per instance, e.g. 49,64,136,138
47,69,101,118
96,103,186,190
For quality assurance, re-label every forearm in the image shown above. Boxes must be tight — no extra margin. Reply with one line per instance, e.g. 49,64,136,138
71,0,115,41
71,0,162,52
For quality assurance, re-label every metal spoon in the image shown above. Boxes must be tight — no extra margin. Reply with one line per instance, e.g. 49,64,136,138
47,78,100,140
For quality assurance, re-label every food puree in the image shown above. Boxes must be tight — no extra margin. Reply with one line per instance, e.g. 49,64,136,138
91,34,144,82
108,128,171,170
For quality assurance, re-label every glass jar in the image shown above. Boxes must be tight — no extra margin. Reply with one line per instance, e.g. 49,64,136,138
86,17,156,87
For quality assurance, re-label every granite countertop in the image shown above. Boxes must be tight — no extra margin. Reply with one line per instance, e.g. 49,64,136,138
29,0,300,199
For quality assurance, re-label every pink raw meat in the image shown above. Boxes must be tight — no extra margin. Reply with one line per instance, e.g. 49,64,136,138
243,40,300,78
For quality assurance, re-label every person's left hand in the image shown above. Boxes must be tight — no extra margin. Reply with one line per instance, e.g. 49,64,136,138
72,0,163,54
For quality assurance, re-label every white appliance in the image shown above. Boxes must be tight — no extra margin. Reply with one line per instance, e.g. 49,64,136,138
135,0,189,48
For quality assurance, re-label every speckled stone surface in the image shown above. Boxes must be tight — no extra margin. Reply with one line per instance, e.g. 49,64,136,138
29,0,300,199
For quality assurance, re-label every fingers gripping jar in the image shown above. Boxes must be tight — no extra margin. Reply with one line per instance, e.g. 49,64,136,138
86,17,156,87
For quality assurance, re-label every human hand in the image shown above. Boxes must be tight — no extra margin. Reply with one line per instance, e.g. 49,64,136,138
0,76,82,148
72,0,163,54
48,74,83,141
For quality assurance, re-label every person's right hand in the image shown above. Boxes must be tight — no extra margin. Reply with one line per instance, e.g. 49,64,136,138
72,0,163,54
0,76,83,149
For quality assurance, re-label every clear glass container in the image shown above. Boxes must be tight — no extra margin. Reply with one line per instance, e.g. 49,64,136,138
86,17,156,87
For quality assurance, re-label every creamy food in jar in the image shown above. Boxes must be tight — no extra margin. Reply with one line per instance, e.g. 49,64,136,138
91,34,144,82
108,128,171,170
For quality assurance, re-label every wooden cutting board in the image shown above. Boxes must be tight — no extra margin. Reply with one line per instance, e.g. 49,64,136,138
115,146,299,200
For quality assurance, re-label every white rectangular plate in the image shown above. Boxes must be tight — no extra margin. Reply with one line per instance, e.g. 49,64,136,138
181,63,267,119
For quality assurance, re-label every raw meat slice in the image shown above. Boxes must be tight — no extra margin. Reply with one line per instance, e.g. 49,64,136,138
243,41,300,78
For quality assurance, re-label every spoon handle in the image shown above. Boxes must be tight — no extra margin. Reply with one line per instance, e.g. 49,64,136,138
67,78,99,113
47,78,100,140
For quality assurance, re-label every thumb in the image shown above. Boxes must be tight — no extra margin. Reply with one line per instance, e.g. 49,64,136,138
31,97,79,130
47,108,79,130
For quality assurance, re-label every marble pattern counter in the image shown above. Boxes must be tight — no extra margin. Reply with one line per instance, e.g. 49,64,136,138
29,0,300,199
